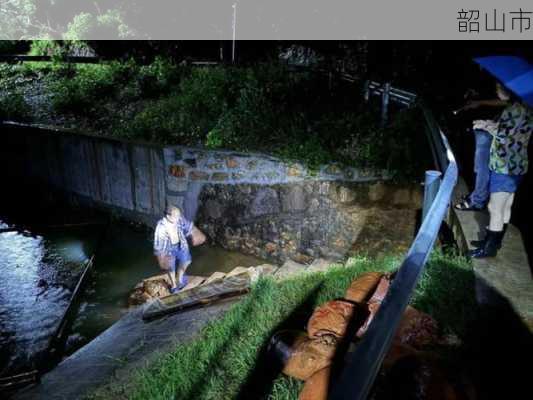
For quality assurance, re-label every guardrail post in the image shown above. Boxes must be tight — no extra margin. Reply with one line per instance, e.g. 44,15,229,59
363,80,370,102
422,170,442,222
381,82,390,127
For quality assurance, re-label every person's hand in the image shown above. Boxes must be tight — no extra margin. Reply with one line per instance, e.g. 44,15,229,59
472,120,485,130
473,119,497,133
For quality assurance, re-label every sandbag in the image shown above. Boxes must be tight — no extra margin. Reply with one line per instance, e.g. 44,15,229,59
354,275,391,337
383,353,459,400
368,274,391,303
128,288,151,306
344,272,384,303
307,300,366,339
393,305,439,349
281,335,338,381
143,278,171,298
298,367,331,400
382,343,419,370
355,301,381,338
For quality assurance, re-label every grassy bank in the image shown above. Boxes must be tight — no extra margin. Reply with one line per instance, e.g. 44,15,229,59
90,251,476,400
0,59,428,177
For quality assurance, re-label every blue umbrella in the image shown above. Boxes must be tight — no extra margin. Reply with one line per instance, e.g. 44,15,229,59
474,56,533,107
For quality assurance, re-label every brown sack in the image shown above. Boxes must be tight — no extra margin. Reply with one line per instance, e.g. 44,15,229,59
368,274,391,304
382,343,420,370
354,275,392,338
344,272,384,303
355,301,381,338
128,288,151,306
383,353,459,400
298,367,331,400
393,306,439,349
282,335,338,381
307,300,366,339
143,279,171,298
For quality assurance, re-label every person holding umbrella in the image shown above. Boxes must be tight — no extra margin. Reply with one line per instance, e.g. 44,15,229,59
469,56,533,258
453,84,509,211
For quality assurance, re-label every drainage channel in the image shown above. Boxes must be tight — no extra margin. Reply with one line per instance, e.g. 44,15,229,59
0,216,266,394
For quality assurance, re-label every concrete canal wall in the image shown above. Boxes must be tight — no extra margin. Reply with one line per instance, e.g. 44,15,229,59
1,122,421,262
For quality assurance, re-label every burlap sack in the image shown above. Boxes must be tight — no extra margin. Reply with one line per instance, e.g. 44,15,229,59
353,275,391,337
128,288,151,306
393,305,439,349
344,272,384,303
368,274,391,303
382,343,419,370
143,279,171,298
383,353,459,400
282,335,338,381
355,301,381,338
307,300,365,339
298,367,331,400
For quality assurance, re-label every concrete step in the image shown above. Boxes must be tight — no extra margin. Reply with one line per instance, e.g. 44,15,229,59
306,257,336,273
274,259,307,280
203,271,227,285
181,276,206,292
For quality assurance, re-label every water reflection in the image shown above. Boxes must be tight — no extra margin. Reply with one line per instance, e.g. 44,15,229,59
0,222,77,376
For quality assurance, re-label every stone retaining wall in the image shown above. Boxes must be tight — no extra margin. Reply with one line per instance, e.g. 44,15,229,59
163,146,390,215
196,181,422,263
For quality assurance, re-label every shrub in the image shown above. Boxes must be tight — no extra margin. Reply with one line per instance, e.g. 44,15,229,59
0,40,23,54
0,92,31,121
50,61,136,113
136,57,183,98
28,40,62,57
64,10,134,40
126,66,232,141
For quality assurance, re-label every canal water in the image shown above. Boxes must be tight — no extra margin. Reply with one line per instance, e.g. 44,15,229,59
0,218,265,377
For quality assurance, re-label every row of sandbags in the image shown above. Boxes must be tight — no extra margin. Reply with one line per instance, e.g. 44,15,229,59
269,272,475,400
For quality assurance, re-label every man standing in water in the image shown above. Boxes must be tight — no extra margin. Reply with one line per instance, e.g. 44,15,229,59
153,205,206,293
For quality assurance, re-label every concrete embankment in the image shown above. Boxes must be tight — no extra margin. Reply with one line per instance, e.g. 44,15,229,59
450,178,533,331
13,299,237,400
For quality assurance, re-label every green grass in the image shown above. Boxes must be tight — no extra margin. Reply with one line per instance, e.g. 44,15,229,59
90,251,476,400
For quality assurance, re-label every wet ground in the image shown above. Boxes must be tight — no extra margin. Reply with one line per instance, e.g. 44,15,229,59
0,217,265,378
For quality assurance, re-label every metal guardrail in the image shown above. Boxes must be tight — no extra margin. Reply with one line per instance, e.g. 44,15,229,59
364,80,418,108
331,86,457,399
363,80,417,126
0,55,101,64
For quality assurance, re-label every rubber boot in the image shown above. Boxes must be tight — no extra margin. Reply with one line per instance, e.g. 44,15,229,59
470,224,507,249
468,229,504,258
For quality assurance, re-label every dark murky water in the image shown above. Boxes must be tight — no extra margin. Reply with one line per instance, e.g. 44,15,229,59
0,219,265,377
